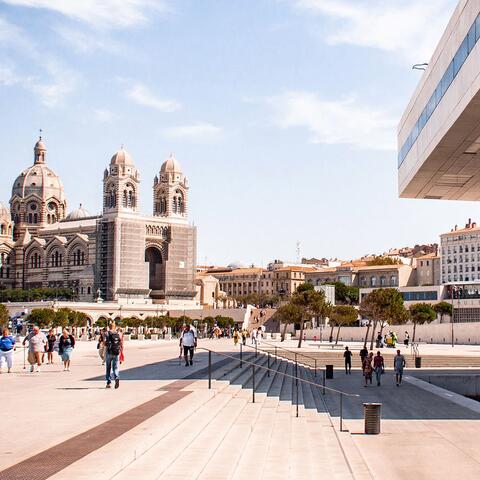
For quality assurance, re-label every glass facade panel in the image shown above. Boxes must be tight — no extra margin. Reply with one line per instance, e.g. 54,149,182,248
398,14,480,167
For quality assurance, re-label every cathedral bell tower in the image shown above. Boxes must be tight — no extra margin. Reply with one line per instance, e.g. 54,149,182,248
153,153,188,222
103,147,140,215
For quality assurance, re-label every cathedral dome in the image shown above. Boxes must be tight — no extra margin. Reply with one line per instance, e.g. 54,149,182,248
66,204,90,221
160,153,182,173
110,147,134,166
11,138,66,203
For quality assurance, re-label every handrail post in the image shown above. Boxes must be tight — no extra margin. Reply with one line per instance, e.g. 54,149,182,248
208,350,212,389
296,372,299,418
252,364,255,403
255,341,257,358
295,353,298,386
340,393,343,432
314,359,317,377
322,369,325,395
267,353,270,377
240,343,243,368
275,346,277,362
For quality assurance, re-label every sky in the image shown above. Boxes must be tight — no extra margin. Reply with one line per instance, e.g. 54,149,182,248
0,0,474,267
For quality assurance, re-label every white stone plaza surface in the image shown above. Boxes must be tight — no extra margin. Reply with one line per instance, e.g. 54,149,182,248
1,339,480,479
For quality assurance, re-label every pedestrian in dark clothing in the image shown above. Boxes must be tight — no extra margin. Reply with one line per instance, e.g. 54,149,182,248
359,346,368,365
344,346,352,374
373,351,384,386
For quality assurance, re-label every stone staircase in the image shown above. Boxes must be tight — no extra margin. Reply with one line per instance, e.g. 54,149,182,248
110,352,362,479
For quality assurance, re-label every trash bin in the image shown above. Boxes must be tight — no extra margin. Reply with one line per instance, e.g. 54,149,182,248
415,356,422,368
325,364,334,379
364,403,381,434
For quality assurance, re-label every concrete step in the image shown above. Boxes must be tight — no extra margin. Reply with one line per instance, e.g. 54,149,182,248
112,391,245,479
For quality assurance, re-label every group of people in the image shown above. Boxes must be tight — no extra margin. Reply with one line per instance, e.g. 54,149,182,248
376,331,411,349
0,326,78,374
344,345,407,387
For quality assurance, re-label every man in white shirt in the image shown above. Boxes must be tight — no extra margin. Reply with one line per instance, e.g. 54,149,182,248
180,325,197,366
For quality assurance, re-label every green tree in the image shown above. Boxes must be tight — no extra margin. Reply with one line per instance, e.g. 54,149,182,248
324,282,359,305
0,303,8,326
275,303,303,342
360,288,408,349
291,283,326,348
27,308,54,328
433,302,453,323
366,256,402,266
409,303,436,342
330,305,358,345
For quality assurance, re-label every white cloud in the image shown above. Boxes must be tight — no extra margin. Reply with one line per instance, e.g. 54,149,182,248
268,91,397,150
162,123,223,142
293,0,457,61
1,0,169,28
94,109,116,123
27,60,79,107
127,83,180,112
55,27,123,55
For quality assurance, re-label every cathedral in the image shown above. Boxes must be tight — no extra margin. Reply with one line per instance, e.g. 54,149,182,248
0,136,197,303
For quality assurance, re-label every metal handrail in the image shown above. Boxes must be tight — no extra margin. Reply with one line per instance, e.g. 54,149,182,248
198,347,359,431
253,338,320,377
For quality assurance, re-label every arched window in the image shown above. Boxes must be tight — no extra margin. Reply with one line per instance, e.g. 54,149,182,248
380,276,386,286
172,196,177,213
28,251,42,269
50,250,62,268
123,190,128,207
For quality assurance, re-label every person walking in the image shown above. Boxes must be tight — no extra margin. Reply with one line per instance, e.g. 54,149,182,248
23,326,47,373
404,331,410,347
180,324,196,366
363,352,373,387
394,349,406,386
359,345,368,366
97,327,107,365
241,329,247,346
251,328,257,345
0,327,16,373
105,322,122,389
233,328,239,346
58,328,75,371
373,351,384,386
46,329,56,364
343,346,352,374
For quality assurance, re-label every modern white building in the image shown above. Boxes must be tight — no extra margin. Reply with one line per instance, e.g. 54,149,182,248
440,218,480,283
398,1,480,200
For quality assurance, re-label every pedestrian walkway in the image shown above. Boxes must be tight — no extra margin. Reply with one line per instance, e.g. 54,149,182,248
321,369,480,479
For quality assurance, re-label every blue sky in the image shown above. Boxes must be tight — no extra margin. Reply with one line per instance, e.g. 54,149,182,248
1,0,473,267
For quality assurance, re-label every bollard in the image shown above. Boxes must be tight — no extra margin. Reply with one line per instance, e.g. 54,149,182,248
314,359,317,377
326,364,334,379
240,343,243,368
364,403,382,434
322,369,325,395
267,353,270,377
255,342,257,358
275,346,277,362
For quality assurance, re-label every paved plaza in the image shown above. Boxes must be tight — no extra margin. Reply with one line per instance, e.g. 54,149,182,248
1,338,480,479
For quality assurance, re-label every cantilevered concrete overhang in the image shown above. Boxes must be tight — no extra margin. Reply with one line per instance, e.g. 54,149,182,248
398,0,480,201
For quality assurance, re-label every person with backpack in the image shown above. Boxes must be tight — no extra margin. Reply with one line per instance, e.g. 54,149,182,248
105,322,121,389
